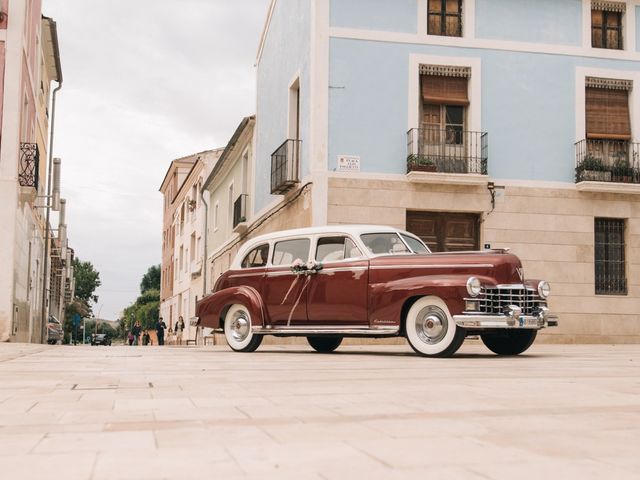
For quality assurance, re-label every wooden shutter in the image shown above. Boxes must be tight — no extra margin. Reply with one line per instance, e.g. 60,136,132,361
586,87,631,140
422,75,469,106
407,211,479,253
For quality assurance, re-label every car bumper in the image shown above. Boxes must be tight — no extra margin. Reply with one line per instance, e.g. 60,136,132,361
453,306,559,330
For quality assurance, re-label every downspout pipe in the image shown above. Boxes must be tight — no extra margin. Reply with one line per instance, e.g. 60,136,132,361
40,17,63,343
200,186,210,297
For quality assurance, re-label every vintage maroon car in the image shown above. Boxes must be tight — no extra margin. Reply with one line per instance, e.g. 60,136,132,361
196,225,558,357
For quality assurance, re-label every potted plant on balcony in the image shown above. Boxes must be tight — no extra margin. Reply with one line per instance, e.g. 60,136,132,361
576,154,611,182
611,152,634,183
187,199,197,212
407,154,437,173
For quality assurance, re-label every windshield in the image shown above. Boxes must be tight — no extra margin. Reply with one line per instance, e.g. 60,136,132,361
360,233,410,255
400,234,430,254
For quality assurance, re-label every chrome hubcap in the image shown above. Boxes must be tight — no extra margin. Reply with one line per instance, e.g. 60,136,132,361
230,311,250,342
415,306,448,344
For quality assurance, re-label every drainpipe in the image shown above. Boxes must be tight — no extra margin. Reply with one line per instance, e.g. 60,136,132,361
40,80,62,343
200,187,210,297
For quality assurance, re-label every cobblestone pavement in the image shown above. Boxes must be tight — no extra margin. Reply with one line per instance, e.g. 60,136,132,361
0,342,639,480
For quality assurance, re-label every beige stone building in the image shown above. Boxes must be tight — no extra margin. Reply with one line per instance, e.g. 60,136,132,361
159,149,222,340
0,2,69,343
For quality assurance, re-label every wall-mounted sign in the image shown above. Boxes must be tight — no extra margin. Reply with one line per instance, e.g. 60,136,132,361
337,155,360,172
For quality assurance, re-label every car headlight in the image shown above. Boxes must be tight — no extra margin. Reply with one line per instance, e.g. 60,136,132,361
466,277,482,297
538,281,550,299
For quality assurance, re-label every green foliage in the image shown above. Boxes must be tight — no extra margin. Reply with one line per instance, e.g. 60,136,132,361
73,258,101,311
140,265,161,294
122,291,160,332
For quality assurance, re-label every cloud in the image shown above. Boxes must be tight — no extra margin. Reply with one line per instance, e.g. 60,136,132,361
43,0,269,319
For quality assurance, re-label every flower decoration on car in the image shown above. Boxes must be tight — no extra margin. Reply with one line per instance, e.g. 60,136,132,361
306,259,323,271
290,258,306,273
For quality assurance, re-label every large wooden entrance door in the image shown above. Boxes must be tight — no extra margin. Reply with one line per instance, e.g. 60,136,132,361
406,211,480,252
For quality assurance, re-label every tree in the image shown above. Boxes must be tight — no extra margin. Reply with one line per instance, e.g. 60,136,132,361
73,258,101,311
122,289,159,332
140,265,161,294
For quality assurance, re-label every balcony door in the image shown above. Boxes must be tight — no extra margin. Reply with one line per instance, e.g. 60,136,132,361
420,73,469,173
407,211,479,252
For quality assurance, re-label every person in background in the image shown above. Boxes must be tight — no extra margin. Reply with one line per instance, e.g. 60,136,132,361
127,331,134,346
142,330,151,346
175,316,185,345
132,321,142,346
156,317,167,346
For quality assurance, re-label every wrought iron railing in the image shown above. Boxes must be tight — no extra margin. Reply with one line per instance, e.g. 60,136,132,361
406,128,488,175
271,139,300,194
19,142,39,189
233,194,248,228
575,139,640,184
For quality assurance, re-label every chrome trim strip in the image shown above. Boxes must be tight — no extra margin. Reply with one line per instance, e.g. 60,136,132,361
453,314,558,330
371,264,494,270
252,326,400,335
319,267,368,274
265,271,298,278
229,272,265,279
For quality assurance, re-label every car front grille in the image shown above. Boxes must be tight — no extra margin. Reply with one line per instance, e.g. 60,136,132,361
477,286,546,316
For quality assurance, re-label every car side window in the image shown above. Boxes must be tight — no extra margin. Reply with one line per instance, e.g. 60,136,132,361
272,238,310,266
315,236,363,262
241,244,269,268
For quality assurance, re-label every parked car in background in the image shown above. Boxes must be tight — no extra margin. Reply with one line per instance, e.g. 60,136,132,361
46,316,63,345
196,225,558,357
91,333,111,346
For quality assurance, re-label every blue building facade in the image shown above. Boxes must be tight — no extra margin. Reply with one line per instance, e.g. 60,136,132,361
253,0,640,342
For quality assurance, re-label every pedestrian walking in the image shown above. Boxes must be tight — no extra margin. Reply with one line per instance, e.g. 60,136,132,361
156,317,167,346
175,317,185,345
127,331,134,346
142,330,151,346
132,321,142,346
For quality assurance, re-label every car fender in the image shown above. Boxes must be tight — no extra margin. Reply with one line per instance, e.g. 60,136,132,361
197,285,266,329
369,274,496,324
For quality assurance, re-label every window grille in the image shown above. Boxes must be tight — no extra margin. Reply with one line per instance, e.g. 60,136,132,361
595,218,627,295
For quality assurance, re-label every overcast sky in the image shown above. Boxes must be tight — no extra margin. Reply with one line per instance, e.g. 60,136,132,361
43,0,270,320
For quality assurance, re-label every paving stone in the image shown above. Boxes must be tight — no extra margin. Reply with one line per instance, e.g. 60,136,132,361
0,343,638,479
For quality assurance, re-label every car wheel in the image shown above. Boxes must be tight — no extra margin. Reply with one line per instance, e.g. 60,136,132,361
481,330,537,356
224,304,263,352
404,296,466,357
307,336,342,353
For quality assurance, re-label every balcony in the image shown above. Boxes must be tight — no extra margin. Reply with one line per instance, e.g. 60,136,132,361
190,259,202,278
19,142,39,189
406,128,488,185
271,139,300,195
233,193,248,234
575,139,640,194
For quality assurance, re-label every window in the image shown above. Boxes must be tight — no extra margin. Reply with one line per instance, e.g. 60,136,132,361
421,73,468,147
190,233,196,262
595,218,626,295
400,234,431,254
585,84,630,141
360,233,410,255
591,3,624,50
315,237,363,263
272,238,310,266
428,0,462,37
241,244,270,268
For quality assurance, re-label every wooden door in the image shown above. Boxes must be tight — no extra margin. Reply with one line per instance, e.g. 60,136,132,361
406,211,480,252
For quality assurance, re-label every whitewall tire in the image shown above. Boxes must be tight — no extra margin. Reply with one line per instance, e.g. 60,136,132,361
224,304,263,352
405,296,466,357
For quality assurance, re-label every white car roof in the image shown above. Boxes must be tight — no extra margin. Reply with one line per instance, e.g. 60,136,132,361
232,224,420,268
